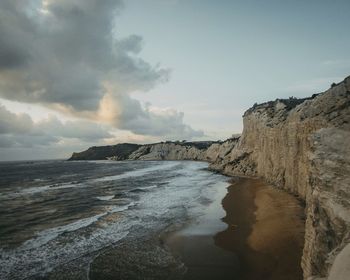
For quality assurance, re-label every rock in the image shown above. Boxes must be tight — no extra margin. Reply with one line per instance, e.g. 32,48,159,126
68,143,141,160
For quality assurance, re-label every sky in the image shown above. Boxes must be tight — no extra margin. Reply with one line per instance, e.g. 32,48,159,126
0,0,349,160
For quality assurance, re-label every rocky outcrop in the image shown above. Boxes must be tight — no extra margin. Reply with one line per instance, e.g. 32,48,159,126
69,143,141,160
209,76,350,279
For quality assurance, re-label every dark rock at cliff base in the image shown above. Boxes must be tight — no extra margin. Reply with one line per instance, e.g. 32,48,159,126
68,143,141,160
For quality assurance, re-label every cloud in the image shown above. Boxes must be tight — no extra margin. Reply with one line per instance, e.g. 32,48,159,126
119,104,204,139
37,117,113,142
0,0,202,139
0,103,33,134
0,103,113,148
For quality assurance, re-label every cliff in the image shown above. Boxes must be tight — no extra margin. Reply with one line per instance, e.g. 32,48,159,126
209,76,350,279
69,76,350,279
69,143,141,160
68,140,238,162
129,141,213,161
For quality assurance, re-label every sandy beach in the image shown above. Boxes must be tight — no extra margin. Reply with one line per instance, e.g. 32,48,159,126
166,177,305,280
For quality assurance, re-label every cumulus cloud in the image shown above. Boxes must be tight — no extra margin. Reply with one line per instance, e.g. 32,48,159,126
0,104,113,148
119,103,204,139
0,0,203,139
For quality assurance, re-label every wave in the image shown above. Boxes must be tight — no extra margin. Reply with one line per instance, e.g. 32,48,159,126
20,202,135,250
130,184,159,193
96,195,115,201
94,161,181,182
2,182,83,199
0,160,226,280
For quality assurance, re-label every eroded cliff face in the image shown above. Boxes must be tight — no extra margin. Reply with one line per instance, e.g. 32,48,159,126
127,138,239,162
128,142,210,161
209,76,350,279
68,140,239,162
304,128,350,279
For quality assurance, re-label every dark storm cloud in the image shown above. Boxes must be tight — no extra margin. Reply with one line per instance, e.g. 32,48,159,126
0,0,124,110
0,46,29,70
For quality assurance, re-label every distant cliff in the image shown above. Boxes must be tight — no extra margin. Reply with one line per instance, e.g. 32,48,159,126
69,76,350,280
69,143,141,160
68,140,238,162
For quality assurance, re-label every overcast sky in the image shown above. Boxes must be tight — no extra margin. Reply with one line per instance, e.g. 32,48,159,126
1,0,350,160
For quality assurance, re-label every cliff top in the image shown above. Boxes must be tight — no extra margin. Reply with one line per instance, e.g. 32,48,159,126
244,75,350,118
244,95,317,118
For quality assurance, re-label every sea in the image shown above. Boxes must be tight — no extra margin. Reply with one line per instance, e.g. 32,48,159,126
0,160,230,280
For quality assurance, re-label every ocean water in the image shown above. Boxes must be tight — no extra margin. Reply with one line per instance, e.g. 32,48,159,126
0,160,229,280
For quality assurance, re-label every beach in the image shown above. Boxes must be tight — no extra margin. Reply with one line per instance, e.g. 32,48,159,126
166,177,305,280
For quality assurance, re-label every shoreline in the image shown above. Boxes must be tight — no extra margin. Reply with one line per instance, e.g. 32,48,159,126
165,177,305,280
164,180,236,280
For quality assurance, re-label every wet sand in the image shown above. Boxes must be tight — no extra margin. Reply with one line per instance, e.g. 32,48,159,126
166,177,305,280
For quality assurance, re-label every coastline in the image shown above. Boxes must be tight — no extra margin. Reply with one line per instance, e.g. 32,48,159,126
166,177,305,280
164,180,237,280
